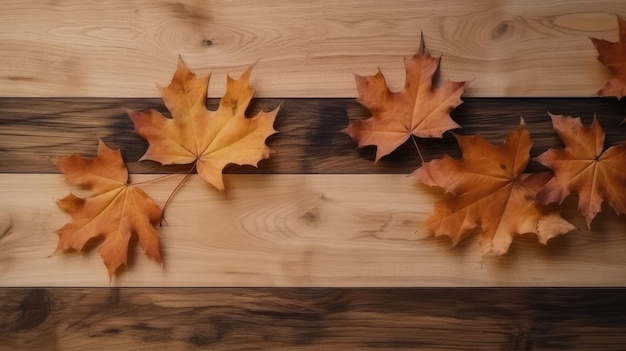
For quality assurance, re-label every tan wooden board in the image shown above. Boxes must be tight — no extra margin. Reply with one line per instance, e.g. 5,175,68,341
0,0,624,98
1,173,625,287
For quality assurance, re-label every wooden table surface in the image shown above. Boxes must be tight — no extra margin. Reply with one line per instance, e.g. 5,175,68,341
1,1,626,349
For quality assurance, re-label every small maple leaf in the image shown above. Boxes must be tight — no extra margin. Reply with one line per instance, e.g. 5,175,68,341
55,140,163,280
128,57,279,190
414,122,574,256
591,15,626,99
535,113,626,226
343,35,466,162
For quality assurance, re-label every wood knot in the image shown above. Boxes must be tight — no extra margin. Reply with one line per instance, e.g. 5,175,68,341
302,208,321,226
492,21,510,40
202,39,213,47
13,289,50,332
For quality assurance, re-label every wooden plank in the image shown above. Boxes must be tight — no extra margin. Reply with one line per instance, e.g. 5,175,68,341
1,97,625,174
1,288,626,350
0,0,624,98
1,173,625,287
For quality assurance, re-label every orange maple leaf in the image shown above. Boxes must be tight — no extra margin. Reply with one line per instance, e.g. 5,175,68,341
128,57,278,190
414,122,575,256
55,140,163,279
535,113,626,226
343,37,466,162
591,15,626,99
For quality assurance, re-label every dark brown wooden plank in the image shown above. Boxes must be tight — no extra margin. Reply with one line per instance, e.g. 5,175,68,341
1,288,625,350
1,97,625,174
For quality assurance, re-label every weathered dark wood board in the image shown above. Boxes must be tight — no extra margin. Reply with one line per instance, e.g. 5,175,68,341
2,97,625,174
2,288,625,350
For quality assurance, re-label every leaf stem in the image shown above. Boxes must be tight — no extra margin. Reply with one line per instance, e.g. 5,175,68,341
160,162,197,226
132,172,179,186
410,134,425,165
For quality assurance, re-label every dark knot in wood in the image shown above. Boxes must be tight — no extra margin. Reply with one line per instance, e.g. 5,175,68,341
492,21,510,40
302,208,320,225
13,289,50,332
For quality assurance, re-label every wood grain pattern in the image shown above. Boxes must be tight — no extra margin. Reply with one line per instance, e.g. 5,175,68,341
1,173,626,287
0,0,624,98
3,1,626,349
2,97,625,174
1,288,625,350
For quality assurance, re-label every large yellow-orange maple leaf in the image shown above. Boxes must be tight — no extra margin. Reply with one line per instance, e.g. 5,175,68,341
128,57,278,190
535,113,626,226
413,122,575,256
55,140,162,279
591,15,626,99
343,39,466,162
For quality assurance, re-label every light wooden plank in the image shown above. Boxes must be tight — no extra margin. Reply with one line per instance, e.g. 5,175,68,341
0,0,624,98
1,174,625,287
2,288,626,350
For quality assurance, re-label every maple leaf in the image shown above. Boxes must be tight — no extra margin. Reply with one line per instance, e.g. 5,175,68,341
413,122,575,256
55,140,162,279
128,57,278,190
591,15,626,99
535,113,626,226
343,36,466,162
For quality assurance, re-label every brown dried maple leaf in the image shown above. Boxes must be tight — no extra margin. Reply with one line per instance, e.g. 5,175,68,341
55,140,162,279
591,15,626,99
343,36,466,162
413,122,574,256
128,57,278,190
535,113,626,226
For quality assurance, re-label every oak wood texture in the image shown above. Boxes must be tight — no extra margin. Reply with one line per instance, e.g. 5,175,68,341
2,288,626,350
0,0,624,98
1,98,626,287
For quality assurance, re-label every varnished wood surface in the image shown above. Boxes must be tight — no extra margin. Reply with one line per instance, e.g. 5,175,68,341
0,0,624,98
2,97,626,174
1,288,625,350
